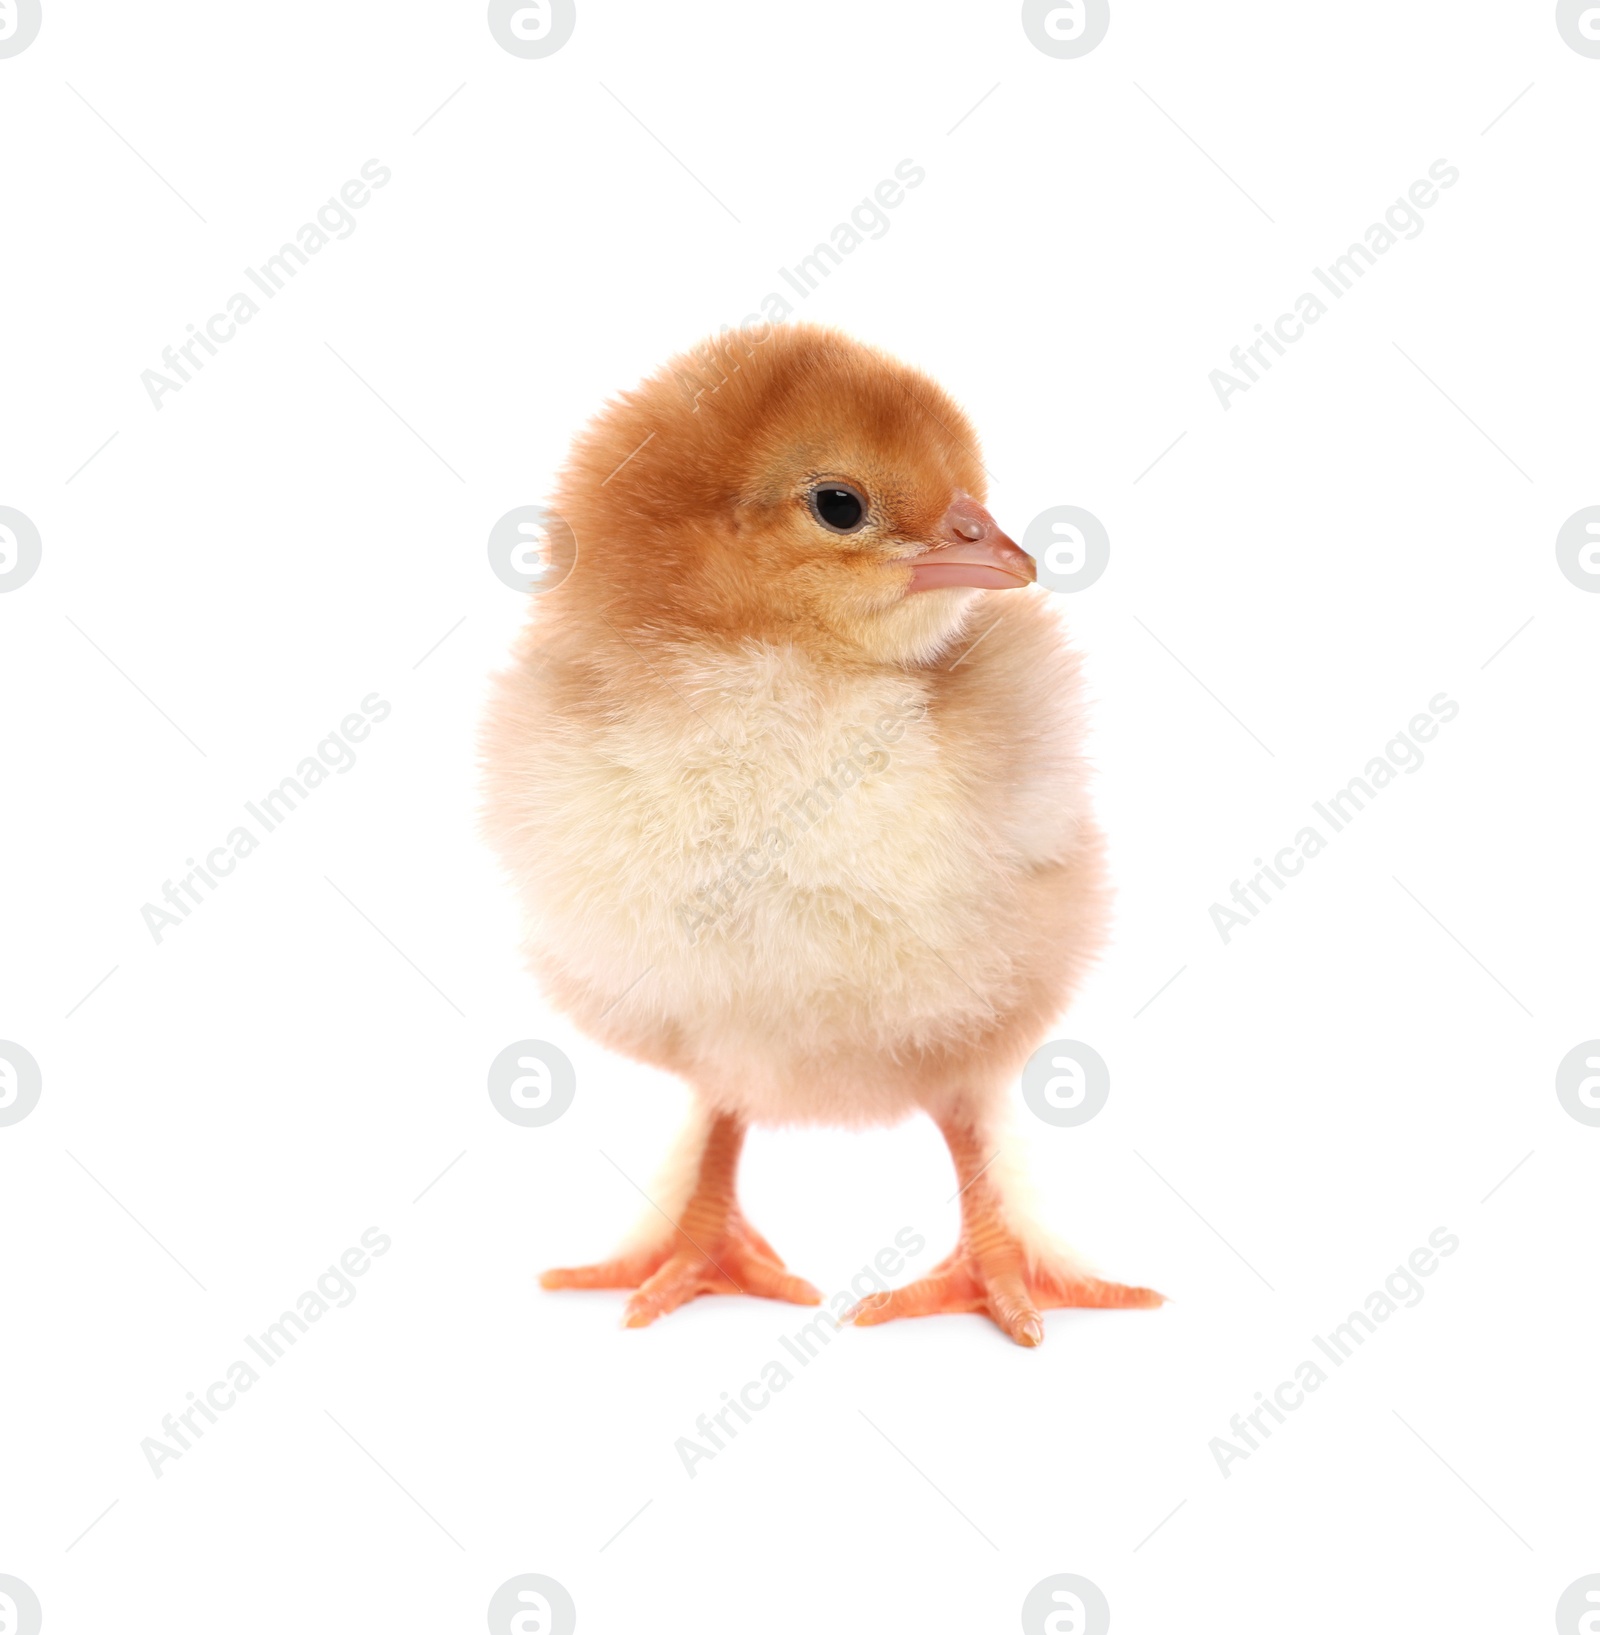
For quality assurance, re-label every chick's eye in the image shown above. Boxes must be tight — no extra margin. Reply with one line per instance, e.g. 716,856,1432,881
809,484,867,533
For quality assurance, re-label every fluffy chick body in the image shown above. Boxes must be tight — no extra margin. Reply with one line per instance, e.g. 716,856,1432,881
482,324,1156,1341
483,594,1103,1132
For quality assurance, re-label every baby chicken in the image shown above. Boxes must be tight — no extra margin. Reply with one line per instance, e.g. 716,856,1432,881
481,323,1161,1346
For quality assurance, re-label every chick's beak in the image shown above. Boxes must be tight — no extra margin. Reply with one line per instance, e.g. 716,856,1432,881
905,494,1036,593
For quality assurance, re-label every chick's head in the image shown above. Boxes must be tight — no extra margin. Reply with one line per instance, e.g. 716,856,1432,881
548,324,1035,665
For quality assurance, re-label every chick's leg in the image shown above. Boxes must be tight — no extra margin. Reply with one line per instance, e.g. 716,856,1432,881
540,1112,821,1327
850,1116,1164,1347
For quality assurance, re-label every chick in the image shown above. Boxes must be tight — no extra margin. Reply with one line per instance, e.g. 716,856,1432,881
481,324,1162,1346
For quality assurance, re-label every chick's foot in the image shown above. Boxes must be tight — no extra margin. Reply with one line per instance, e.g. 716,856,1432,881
847,1246,1163,1346
847,1117,1164,1347
539,1113,821,1327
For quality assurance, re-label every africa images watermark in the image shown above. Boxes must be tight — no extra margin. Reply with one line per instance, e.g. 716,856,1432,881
140,160,392,410
1209,692,1459,944
668,158,927,414
140,693,391,942
1209,160,1460,410
674,695,927,944
141,1227,392,1477
1210,1226,1460,1478
674,1225,927,1478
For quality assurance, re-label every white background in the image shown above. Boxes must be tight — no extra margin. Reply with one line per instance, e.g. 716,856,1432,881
2,2,1597,1631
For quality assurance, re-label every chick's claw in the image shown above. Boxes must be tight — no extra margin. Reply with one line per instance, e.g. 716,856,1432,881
848,1250,1163,1347
539,1114,821,1327
542,1215,820,1328
845,1117,1165,1347
539,1252,660,1292
621,1231,822,1328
